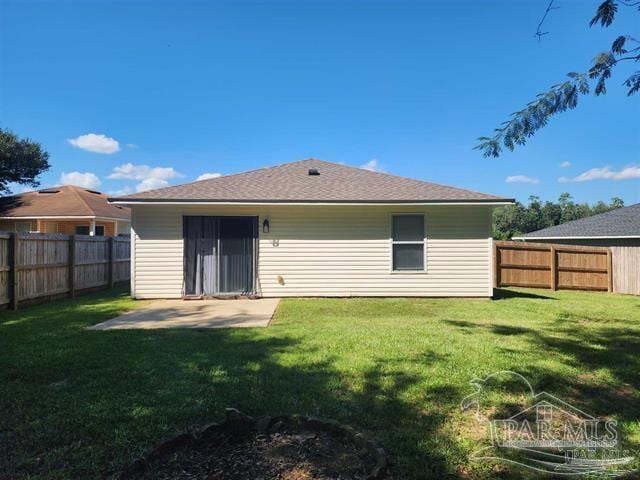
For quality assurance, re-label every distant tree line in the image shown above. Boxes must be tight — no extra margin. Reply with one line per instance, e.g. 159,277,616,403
493,193,624,240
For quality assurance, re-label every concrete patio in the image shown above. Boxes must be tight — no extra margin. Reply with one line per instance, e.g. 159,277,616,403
88,298,280,330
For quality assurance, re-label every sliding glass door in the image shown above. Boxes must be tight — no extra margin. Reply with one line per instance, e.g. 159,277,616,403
183,216,257,296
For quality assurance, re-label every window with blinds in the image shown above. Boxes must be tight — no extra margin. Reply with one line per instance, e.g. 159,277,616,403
391,214,426,271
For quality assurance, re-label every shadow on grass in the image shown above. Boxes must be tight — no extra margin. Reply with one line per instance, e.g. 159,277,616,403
1,287,638,479
525,325,640,418
443,320,532,337
0,291,461,479
441,310,640,466
492,288,555,300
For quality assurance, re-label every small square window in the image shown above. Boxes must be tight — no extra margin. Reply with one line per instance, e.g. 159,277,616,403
95,226,105,236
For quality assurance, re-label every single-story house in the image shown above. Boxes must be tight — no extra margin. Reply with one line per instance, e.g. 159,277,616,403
0,185,131,236
513,203,640,247
110,159,513,299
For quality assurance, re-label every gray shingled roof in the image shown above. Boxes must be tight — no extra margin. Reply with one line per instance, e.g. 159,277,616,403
518,203,640,238
110,159,511,203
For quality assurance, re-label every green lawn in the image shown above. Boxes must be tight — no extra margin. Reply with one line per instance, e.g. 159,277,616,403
1,287,639,479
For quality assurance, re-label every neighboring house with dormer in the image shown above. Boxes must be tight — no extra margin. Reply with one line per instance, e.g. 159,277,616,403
0,185,131,236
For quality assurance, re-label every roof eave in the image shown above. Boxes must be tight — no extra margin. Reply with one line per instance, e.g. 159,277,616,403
514,235,640,240
0,215,131,221
108,198,515,205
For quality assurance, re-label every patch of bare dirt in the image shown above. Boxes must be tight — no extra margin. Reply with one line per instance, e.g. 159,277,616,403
139,427,376,480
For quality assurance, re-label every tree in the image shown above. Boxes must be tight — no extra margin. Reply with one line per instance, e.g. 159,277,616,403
0,129,50,195
610,196,625,209
476,0,639,157
492,193,623,239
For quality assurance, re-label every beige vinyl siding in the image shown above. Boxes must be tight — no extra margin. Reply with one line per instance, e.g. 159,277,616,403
131,204,493,298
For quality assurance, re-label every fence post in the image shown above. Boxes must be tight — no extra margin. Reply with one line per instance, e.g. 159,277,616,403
108,237,114,288
9,233,19,310
493,242,500,288
68,235,76,299
550,245,557,291
607,249,613,293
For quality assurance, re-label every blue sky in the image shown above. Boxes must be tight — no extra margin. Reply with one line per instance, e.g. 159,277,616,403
1,0,638,204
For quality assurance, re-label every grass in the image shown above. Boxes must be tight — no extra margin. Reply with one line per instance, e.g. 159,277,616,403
1,287,639,479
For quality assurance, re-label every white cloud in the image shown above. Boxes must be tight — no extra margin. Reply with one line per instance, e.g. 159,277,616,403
136,178,170,192
359,159,386,172
559,161,571,168
505,175,539,184
126,143,138,149
59,171,101,189
558,165,640,183
108,163,181,181
108,186,134,196
107,163,182,192
196,172,222,181
68,133,120,154
615,166,640,180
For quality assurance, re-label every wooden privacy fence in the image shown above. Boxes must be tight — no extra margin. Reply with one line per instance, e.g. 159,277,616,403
494,241,612,292
0,232,130,309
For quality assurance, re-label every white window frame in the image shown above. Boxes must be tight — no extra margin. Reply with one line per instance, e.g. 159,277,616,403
389,213,427,273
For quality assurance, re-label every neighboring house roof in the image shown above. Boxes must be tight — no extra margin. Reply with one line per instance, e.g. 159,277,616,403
515,203,640,239
110,159,512,203
0,185,131,220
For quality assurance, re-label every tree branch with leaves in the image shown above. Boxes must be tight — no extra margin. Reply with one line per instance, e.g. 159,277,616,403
0,129,50,195
477,0,639,158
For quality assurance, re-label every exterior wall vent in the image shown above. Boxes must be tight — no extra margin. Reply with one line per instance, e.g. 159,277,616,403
308,168,320,176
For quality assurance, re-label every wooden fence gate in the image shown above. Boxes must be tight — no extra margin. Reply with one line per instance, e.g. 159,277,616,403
494,240,612,292
0,232,130,309
611,246,640,295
